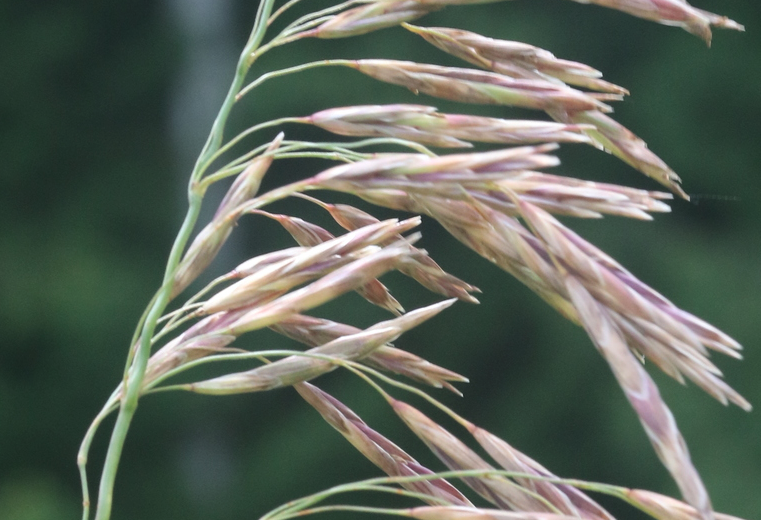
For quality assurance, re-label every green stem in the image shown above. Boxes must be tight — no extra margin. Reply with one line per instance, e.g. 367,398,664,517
122,291,160,379
264,470,626,520
274,151,358,161
150,306,201,345
91,141,302,520
259,471,628,520
93,192,203,520
156,272,235,335
217,134,436,183
89,2,282,517
192,0,278,182
77,391,121,520
289,137,437,155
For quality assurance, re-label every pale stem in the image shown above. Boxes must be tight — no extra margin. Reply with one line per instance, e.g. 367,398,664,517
150,306,203,345
303,137,437,155
258,471,629,520
218,136,436,181
160,273,237,329
268,0,305,26
272,504,411,520
200,138,367,189
237,60,354,101
274,151,359,161
217,133,436,177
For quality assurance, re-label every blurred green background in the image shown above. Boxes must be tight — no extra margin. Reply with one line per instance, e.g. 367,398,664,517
1,1,759,519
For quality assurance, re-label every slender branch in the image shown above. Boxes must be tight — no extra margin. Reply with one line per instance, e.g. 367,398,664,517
150,305,202,345
273,503,410,520
199,117,305,177
215,135,436,185
237,60,354,101
216,132,437,178
267,485,449,520
259,470,628,520
268,0,305,27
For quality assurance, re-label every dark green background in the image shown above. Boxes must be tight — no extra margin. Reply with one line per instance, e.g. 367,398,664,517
1,1,759,519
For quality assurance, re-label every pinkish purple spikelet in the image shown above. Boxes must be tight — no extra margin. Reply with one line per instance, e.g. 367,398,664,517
296,382,473,506
561,0,743,45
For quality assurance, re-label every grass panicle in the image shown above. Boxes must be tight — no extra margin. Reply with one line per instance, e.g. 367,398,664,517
79,2,750,520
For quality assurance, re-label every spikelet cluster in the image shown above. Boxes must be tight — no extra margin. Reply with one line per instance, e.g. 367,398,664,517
138,3,749,520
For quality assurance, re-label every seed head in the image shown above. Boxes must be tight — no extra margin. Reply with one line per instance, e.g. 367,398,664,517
201,218,420,314
172,215,236,299
551,109,688,198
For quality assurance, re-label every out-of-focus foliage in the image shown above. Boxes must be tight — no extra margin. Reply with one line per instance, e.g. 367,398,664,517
1,1,759,519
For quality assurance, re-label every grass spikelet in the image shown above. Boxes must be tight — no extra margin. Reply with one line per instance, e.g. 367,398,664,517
313,1,440,39
551,109,688,198
624,489,749,520
562,0,743,45
351,60,614,113
309,104,593,146
466,424,613,520
391,399,565,512
200,218,420,314
271,314,469,392
405,25,628,95
186,300,456,394
222,238,419,334
296,382,473,506
563,274,713,520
